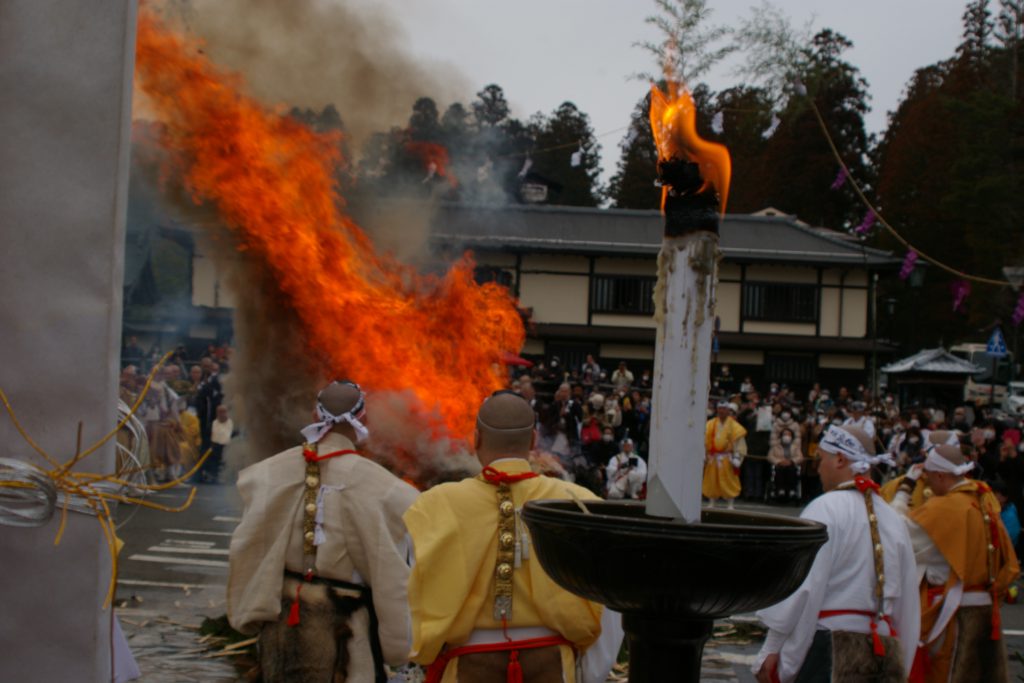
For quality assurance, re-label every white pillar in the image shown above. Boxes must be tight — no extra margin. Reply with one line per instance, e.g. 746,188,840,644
0,0,137,679
645,233,719,522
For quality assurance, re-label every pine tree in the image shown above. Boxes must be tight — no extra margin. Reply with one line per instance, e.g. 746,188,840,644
527,102,602,207
606,92,659,210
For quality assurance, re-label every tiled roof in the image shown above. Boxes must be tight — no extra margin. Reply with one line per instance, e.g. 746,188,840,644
881,348,984,375
425,202,899,267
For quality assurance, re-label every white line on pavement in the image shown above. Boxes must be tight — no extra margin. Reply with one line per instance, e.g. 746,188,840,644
147,546,229,556
213,516,241,523
128,553,229,568
162,539,217,548
163,528,234,537
118,579,214,590
1003,629,1024,636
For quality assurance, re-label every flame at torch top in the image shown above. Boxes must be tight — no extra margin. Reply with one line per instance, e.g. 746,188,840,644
649,83,731,215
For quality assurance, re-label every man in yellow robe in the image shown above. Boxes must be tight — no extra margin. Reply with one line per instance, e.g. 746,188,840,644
704,401,747,508
404,391,619,683
880,430,958,509
891,445,1019,683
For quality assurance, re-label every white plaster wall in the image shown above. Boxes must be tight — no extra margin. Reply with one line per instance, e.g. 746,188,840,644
842,289,869,337
518,273,588,324
819,287,841,337
743,321,817,336
0,0,137,679
716,350,765,365
716,281,742,332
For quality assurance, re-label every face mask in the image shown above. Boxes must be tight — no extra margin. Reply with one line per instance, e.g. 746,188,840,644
781,413,791,421
831,419,842,427
984,430,996,441
782,436,792,445
909,420,920,429
894,425,904,433
602,434,613,442
883,428,892,436
908,437,920,445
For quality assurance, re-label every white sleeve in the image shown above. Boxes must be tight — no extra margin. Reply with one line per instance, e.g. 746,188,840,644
579,607,624,683
904,517,950,586
755,498,836,682
894,534,921,678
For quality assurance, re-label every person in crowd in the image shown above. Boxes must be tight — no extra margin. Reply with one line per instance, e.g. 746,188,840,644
990,480,1021,549
881,430,960,510
144,368,182,482
580,415,603,452
767,427,803,503
993,427,1024,516
754,425,918,683
591,425,620,466
228,381,418,682
122,335,145,367
177,397,201,475
606,438,646,500
187,364,204,404
610,361,633,392
580,354,601,389
703,401,747,510
638,368,652,390
536,401,571,462
801,411,826,502
404,391,621,683
195,361,224,454
889,445,1019,683
806,382,821,405
843,400,876,440
737,392,770,501
951,405,972,433
740,376,755,396
770,406,802,453
202,403,234,483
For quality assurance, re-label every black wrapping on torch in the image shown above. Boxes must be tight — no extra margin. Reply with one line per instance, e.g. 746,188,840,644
657,159,720,238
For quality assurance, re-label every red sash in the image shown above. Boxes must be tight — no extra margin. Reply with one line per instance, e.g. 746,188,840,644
425,635,572,683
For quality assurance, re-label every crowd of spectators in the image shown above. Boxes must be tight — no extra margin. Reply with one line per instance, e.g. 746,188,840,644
507,356,1024,533
119,337,235,483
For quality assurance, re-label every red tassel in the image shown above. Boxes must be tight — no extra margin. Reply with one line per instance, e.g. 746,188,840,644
287,582,303,627
909,645,929,683
991,593,1002,640
870,621,885,656
506,650,523,683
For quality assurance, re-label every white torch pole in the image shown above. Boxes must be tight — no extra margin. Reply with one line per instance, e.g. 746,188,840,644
645,230,719,523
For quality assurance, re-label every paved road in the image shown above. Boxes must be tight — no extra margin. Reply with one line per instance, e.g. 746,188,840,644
114,486,1024,682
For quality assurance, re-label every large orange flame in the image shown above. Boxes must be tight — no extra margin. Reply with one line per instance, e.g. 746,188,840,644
133,9,524,441
649,83,731,214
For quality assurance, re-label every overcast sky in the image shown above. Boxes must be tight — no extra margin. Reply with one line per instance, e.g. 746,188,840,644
383,0,968,184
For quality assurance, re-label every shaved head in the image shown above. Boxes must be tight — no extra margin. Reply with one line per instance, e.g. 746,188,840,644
475,392,536,464
317,381,363,440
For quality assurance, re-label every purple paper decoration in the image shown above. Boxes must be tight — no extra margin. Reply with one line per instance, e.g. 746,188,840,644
830,168,847,191
898,250,918,281
1013,291,1024,327
951,280,971,313
854,210,876,235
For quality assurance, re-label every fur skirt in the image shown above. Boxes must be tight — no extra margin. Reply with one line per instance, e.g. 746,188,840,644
257,576,367,683
795,629,904,683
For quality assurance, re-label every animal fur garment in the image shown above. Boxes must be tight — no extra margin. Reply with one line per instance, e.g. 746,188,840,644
257,577,364,683
947,606,1009,683
795,630,903,683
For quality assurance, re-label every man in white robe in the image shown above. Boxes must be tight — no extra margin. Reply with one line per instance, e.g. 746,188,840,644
228,381,419,682
754,425,920,683
605,438,647,500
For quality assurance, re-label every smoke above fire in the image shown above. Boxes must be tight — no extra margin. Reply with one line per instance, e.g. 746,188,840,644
132,5,526,467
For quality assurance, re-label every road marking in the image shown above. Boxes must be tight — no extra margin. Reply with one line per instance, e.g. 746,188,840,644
118,579,214,590
163,528,233,537
147,546,229,556
127,554,228,568
213,516,241,523
1003,629,1024,636
162,539,217,549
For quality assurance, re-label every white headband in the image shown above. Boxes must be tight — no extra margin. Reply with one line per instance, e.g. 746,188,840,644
300,382,369,445
924,448,975,475
819,425,894,474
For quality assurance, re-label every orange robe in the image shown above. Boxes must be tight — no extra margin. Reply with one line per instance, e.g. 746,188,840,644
909,480,1020,682
703,417,746,500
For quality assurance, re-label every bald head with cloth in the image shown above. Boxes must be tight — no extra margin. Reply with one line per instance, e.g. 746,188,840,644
474,391,537,466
